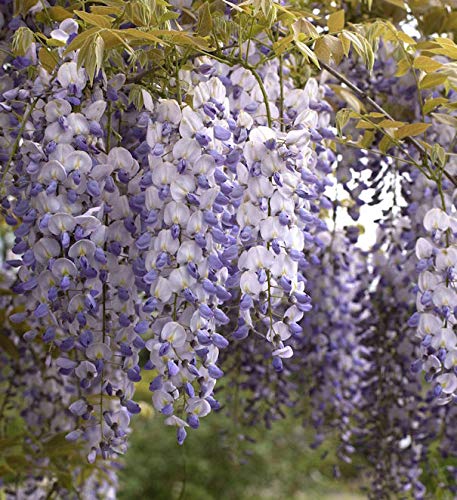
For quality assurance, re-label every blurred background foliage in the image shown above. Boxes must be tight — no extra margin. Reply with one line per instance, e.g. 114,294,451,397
118,387,457,499
118,382,365,500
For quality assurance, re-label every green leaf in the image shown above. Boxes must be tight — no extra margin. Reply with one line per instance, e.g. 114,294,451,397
75,10,115,29
431,143,446,168
335,108,351,136
419,73,448,89
413,56,443,73
394,122,431,139
11,27,34,56
328,10,344,33
38,47,58,74
47,6,74,21
65,27,101,54
197,2,212,37
423,97,448,114
42,432,82,457
0,436,24,452
295,40,320,68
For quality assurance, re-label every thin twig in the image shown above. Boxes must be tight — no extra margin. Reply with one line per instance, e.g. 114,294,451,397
320,60,457,188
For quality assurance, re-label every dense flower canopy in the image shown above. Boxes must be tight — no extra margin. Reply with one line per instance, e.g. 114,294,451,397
2,0,457,498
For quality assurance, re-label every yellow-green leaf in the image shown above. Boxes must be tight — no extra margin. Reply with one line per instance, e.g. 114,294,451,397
428,46,457,60
397,31,416,45
47,6,74,21
315,35,344,65
394,122,431,139
360,130,375,148
384,0,406,8
356,119,375,129
295,40,320,68
91,6,123,16
378,119,405,128
38,47,58,74
273,34,294,55
335,108,352,136
328,9,345,32
197,2,212,37
431,143,446,168
46,38,66,47
341,30,374,70
332,86,364,113
379,134,394,153
314,37,331,64
77,33,104,85
443,102,457,110
94,34,105,75
65,27,100,54
431,113,457,128
11,27,34,56
435,37,457,47
395,58,410,77
13,0,39,16
419,73,448,89
292,18,319,39
339,32,351,56
413,56,443,73
75,10,114,29
423,97,448,114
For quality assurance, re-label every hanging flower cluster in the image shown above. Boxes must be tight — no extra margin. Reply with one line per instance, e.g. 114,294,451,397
413,208,457,403
0,6,333,473
296,229,368,460
0,268,118,499
324,42,457,496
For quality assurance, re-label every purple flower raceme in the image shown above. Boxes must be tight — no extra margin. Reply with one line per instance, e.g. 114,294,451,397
0,11,331,462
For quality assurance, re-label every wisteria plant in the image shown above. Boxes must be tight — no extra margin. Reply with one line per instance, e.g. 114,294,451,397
2,0,457,498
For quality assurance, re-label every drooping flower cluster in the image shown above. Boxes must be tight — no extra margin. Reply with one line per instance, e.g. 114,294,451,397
0,6,332,476
413,208,457,403
0,267,118,499
323,42,457,496
295,228,368,460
